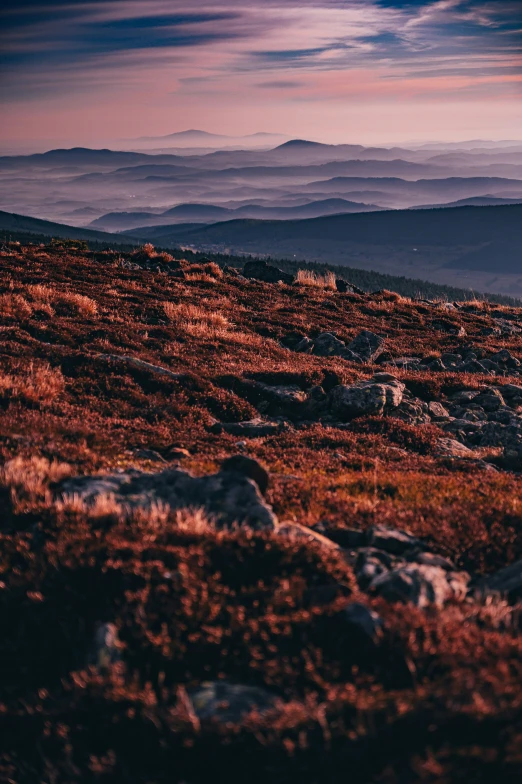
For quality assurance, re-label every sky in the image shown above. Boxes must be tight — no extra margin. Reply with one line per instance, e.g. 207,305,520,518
1,0,521,148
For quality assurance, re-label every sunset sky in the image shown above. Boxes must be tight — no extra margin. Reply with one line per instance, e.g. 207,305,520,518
1,0,521,148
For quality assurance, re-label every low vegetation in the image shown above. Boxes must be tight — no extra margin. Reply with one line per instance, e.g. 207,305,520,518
1,243,522,782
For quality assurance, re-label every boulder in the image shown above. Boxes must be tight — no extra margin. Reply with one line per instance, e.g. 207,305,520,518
346,330,385,363
57,463,277,530
370,564,469,608
187,681,278,723
428,401,449,419
435,438,475,458
473,389,505,411
312,332,347,357
294,336,314,353
329,376,405,421
243,260,293,285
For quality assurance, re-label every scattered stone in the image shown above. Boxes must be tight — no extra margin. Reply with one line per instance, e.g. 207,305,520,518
87,622,121,669
96,353,187,381
493,318,522,335
343,602,384,644
346,330,385,363
355,547,396,589
370,564,469,608
312,332,347,357
210,419,282,438
187,681,278,723
368,525,421,555
294,336,314,353
431,321,466,337
243,260,293,285
428,401,449,419
435,438,475,458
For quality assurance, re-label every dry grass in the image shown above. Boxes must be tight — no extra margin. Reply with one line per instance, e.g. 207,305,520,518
163,301,234,338
26,283,98,316
0,292,33,319
2,245,522,783
0,361,65,407
1,455,73,514
296,269,337,290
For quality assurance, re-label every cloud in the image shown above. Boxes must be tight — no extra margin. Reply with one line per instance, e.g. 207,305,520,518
257,80,304,88
1,0,521,142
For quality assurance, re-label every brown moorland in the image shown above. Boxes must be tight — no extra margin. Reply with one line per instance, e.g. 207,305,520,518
1,243,522,783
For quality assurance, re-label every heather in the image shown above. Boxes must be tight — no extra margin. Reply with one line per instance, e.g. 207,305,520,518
1,243,522,783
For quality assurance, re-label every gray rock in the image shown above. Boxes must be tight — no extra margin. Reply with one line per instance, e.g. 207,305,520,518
456,359,490,374
387,357,422,370
346,330,385,362
493,318,522,335
329,377,404,421
344,602,384,643
440,353,462,366
475,422,522,449
491,350,520,369
210,419,282,438
435,438,475,458
428,401,449,419
187,681,278,723
370,564,469,608
253,382,308,406
294,336,314,353
474,389,505,411
368,526,421,555
243,260,293,284
312,332,347,357
58,464,277,530
87,622,121,669
356,549,393,590
394,398,431,425
449,390,480,404
97,354,187,381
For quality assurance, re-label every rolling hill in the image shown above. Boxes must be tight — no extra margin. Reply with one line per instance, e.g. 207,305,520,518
90,198,384,232
125,203,522,251
0,210,132,244
124,204,522,294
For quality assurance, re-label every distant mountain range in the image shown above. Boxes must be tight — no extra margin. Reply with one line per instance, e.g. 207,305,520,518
89,198,384,232
130,129,288,150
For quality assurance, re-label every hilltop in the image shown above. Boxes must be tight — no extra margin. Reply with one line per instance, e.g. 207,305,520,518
1,243,522,782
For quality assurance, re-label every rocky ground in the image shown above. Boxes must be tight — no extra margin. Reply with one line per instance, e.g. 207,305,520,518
1,243,522,782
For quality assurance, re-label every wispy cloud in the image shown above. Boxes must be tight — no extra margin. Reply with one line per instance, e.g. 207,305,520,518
1,1,521,142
